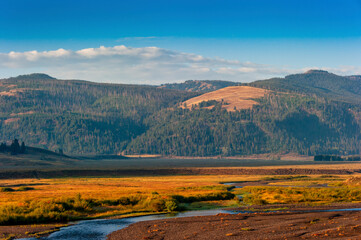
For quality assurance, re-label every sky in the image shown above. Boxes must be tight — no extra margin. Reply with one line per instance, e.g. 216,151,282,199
0,0,361,84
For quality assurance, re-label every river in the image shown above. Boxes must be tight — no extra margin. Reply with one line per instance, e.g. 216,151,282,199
21,209,233,240
20,181,361,240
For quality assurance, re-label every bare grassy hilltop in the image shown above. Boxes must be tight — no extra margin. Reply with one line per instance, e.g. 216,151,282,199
181,86,269,111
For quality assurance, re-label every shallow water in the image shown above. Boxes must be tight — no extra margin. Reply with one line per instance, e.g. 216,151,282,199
20,209,232,240
222,182,243,188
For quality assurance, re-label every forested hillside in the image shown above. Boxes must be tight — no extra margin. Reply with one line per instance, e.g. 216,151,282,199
127,71,361,156
250,70,361,104
346,75,361,81
0,71,360,156
125,93,361,156
0,74,199,154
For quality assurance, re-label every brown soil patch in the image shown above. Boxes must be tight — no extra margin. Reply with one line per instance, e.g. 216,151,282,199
232,202,361,212
124,154,162,158
0,83,17,88
3,118,20,124
0,88,25,97
0,224,66,239
108,210,361,240
10,111,35,116
181,86,269,111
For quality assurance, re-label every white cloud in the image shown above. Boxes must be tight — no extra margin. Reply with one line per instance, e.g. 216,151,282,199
0,45,359,84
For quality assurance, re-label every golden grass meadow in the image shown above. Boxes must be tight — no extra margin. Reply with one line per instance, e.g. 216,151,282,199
2,173,361,239
1,174,361,225
0,175,249,225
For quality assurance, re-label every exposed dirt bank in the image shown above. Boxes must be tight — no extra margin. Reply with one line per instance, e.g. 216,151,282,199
0,167,359,179
108,209,361,240
0,224,66,239
231,202,361,212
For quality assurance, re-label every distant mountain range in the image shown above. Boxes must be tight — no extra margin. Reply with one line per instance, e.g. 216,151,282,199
159,80,240,92
0,71,360,156
250,70,361,104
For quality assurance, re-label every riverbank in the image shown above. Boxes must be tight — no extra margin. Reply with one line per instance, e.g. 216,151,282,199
0,224,66,240
107,208,361,239
7,203,361,240
0,212,169,240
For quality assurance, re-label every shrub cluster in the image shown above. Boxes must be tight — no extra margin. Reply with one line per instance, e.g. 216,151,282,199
0,194,94,225
314,155,361,161
171,191,235,203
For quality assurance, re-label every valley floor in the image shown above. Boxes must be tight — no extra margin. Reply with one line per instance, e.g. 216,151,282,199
1,162,361,239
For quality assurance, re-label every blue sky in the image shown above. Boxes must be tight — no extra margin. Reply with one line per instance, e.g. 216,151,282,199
0,0,360,83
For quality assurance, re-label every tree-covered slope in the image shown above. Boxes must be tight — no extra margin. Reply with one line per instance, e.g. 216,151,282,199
346,75,361,81
1,71,360,156
0,74,199,154
250,70,361,104
125,93,361,156
126,70,361,156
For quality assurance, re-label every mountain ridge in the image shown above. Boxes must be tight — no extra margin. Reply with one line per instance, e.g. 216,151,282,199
250,70,361,104
159,80,240,92
0,71,360,156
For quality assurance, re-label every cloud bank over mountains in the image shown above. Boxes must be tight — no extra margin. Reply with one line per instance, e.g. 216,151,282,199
0,45,359,84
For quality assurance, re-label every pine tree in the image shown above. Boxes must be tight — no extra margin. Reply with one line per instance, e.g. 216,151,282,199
0,143,6,152
10,139,20,155
20,142,26,154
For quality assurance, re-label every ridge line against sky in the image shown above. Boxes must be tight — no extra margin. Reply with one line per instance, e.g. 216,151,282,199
0,45,360,84
0,0,360,83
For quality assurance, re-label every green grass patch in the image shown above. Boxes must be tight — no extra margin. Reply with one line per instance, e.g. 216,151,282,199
17,186,35,191
261,176,310,181
180,199,240,211
239,185,361,205
0,187,15,192
176,185,230,191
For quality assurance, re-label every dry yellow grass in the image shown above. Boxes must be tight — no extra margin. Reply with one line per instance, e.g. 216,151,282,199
181,86,269,111
0,175,261,206
1,172,360,222
0,175,264,227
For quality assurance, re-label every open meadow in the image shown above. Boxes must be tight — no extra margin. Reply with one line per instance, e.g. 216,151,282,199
0,174,247,239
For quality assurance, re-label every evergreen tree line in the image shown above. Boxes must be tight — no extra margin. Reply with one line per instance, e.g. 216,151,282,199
0,139,26,155
0,76,199,154
314,155,361,161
